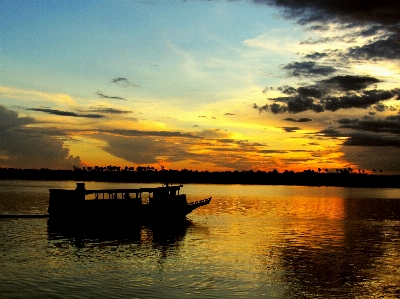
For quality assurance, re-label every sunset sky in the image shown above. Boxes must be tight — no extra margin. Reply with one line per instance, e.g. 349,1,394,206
1,1,400,173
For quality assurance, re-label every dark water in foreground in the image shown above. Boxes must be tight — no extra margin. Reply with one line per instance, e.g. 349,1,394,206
1,181,400,298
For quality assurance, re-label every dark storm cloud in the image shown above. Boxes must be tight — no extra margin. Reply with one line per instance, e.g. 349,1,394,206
337,115,400,135
255,76,398,114
297,87,323,98
302,23,384,42
347,35,400,60
312,115,400,154
246,0,400,168
254,95,324,114
359,25,384,37
343,134,400,147
96,92,126,101
341,145,400,173
0,106,82,169
284,117,312,122
0,106,35,129
27,108,104,118
278,86,296,95
283,61,336,77
296,24,391,58
253,1,400,61
321,75,381,91
255,89,399,114
286,97,324,113
324,89,400,112
253,1,400,26
254,102,287,114
12,126,70,139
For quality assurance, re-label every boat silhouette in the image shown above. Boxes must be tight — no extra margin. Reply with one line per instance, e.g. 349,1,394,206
48,183,211,223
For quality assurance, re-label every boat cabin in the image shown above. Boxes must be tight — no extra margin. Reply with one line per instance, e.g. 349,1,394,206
48,183,187,218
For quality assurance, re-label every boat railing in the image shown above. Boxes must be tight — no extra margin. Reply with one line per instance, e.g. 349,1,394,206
49,183,184,202
187,197,212,206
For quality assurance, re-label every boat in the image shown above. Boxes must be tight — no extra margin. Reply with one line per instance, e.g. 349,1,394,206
47,183,211,223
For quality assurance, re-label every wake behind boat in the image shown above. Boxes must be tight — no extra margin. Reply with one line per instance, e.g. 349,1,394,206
47,183,211,223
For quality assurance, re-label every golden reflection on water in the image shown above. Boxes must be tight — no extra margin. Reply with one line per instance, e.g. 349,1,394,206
2,182,400,298
196,185,347,247
187,185,400,297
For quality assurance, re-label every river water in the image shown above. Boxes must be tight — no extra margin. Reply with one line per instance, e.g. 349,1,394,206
1,180,400,298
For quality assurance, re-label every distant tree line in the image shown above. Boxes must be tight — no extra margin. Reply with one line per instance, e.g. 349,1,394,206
71,165,382,175
0,166,397,188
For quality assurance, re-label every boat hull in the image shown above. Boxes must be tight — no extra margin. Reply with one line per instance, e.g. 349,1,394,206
48,197,211,224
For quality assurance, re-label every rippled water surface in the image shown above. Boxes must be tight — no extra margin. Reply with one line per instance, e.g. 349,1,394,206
1,181,400,298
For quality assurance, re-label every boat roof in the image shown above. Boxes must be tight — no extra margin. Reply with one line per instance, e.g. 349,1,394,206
49,185,183,194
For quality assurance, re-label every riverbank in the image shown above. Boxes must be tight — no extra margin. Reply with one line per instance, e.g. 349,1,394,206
0,168,398,188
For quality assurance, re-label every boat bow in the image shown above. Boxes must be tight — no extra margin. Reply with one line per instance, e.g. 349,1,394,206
186,197,212,215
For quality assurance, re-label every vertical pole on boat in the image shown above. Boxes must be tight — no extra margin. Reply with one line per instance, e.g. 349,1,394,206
75,183,86,201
